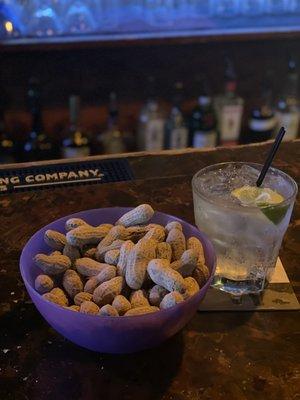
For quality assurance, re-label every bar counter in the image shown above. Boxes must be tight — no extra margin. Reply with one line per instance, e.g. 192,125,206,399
0,141,300,400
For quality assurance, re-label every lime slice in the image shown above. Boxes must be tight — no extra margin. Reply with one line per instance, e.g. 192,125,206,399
231,185,287,225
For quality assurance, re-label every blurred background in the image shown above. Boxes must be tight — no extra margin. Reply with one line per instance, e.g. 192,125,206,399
1,0,300,163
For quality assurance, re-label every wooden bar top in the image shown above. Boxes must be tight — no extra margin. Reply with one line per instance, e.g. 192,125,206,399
0,141,299,400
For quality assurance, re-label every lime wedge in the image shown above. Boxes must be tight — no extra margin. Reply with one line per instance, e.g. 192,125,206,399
231,185,287,225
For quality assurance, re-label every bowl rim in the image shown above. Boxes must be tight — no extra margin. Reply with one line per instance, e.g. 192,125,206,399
20,207,216,321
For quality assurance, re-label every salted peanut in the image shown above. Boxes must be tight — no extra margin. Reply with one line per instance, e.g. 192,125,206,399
93,276,125,306
124,226,148,242
43,287,68,307
80,300,100,315
34,253,71,275
66,224,112,247
148,284,168,307
83,265,117,294
62,269,83,298
66,305,80,312
75,258,108,277
115,204,154,227
156,242,172,261
65,218,88,231
192,264,210,288
125,239,157,290
187,236,205,265
74,291,93,306
34,274,54,294
183,277,200,299
97,225,127,252
124,306,159,316
143,226,165,242
112,295,131,316
83,276,100,294
160,291,184,310
166,228,186,261
171,249,198,277
99,304,119,317
44,230,67,251
63,243,81,264
147,259,186,293
130,290,150,308
165,221,183,232
117,240,134,277
83,247,97,259
96,239,125,262
104,249,120,266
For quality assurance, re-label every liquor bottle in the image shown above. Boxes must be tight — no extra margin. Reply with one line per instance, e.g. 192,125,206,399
62,95,90,158
138,76,166,151
101,92,126,154
23,77,55,161
0,109,15,164
276,57,299,140
189,77,217,148
165,82,188,149
246,76,277,143
214,56,244,146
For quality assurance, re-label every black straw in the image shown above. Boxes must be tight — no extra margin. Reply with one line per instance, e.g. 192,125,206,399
256,127,286,187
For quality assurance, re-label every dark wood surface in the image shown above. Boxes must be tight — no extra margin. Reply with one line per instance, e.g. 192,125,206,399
0,141,299,400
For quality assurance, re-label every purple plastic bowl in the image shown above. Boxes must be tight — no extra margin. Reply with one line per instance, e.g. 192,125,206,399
20,207,216,354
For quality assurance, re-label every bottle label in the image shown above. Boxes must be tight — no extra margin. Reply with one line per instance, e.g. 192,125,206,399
169,127,188,149
62,146,90,159
276,111,299,140
193,130,217,148
249,117,277,132
144,119,165,151
220,105,243,141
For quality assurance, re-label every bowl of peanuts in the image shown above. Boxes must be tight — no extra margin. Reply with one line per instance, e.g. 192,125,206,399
20,204,216,353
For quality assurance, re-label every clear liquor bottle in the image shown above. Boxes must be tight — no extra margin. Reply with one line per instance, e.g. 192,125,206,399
165,82,188,149
138,77,166,151
276,57,299,140
62,95,90,159
101,92,126,154
214,56,244,146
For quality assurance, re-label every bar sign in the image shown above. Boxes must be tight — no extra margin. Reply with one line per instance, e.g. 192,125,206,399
0,158,134,194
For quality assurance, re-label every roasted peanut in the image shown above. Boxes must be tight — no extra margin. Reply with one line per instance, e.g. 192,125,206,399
125,239,156,290
183,277,200,299
124,306,159,316
192,264,209,288
44,230,67,251
80,301,100,315
112,295,131,316
99,304,119,317
166,228,186,261
165,221,183,232
75,258,108,277
74,291,93,306
34,274,54,294
143,225,165,242
62,269,83,298
147,259,186,293
156,242,172,261
171,249,198,277
83,247,97,259
93,276,125,306
96,239,125,262
66,224,112,247
104,249,120,266
43,287,68,306
148,284,168,307
34,253,71,275
130,290,150,308
160,291,184,309
124,226,148,242
115,204,154,227
63,243,81,264
66,305,80,312
187,236,205,265
97,225,127,252
65,218,88,231
116,240,134,277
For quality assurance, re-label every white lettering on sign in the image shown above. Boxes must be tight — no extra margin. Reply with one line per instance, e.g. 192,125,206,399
25,175,35,183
